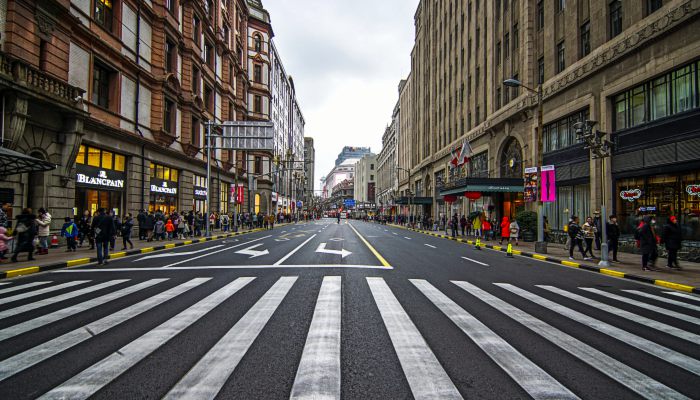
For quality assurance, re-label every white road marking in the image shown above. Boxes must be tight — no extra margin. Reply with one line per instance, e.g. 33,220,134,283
455,281,686,400
290,276,341,400
136,245,224,261
39,277,255,400
392,232,398,235
56,264,393,271
0,279,164,342
424,244,436,249
412,280,579,400
163,277,295,399
161,236,272,268
624,290,700,312
461,256,489,266
0,278,210,382
0,281,88,305
367,277,462,400
315,243,352,258
0,280,126,320
234,243,270,258
496,284,700,376
274,234,317,266
581,288,700,325
404,237,412,240
328,238,344,242
0,281,52,295
663,291,700,303
539,285,700,344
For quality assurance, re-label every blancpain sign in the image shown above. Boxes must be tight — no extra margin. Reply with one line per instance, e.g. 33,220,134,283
76,171,124,188
151,181,177,195
194,189,208,197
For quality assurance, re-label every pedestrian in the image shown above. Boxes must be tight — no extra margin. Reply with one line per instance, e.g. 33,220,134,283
593,211,602,250
0,226,13,260
209,212,217,231
450,213,458,238
121,213,134,250
543,216,551,242
221,213,230,232
567,216,586,260
154,218,165,241
472,214,482,238
11,208,37,262
606,214,620,262
91,208,115,265
60,216,79,252
137,209,147,240
509,218,520,246
0,203,9,228
165,218,175,240
582,216,597,259
459,215,467,236
78,210,93,249
499,216,510,245
35,207,52,255
194,212,203,236
637,216,659,271
482,218,492,241
144,211,155,241
109,210,121,251
662,216,682,270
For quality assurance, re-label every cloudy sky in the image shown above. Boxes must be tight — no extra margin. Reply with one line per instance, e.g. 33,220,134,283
263,0,420,191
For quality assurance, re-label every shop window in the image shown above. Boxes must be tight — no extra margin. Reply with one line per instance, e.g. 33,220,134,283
651,76,669,120
88,147,101,167
101,151,113,169
631,86,646,126
672,65,696,113
77,145,86,164
78,145,126,171
114,154,125,172
220,183,229,213
94,0,114,32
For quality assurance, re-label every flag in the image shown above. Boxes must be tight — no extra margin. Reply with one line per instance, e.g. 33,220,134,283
449,146,460,168
457,139,473,166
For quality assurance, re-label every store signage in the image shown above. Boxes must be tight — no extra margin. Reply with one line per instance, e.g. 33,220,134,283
151,181,177,195
620,189,642,202
686,184,700,197
271,192,278,202
194,186,207,198
540,165,556,203
76,169,125,189
524,167,538,202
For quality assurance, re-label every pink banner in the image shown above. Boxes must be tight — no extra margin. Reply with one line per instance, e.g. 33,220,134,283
540,165,556,202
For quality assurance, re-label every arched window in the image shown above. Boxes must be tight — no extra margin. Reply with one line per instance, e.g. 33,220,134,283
254,34,262,52
500,137,523,178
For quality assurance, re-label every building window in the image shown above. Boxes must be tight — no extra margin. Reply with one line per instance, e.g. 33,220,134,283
92,60,112,109
191,117,200,146
609,1,623,39
253,64,262,83
253,95,262,113
504,84,510,104
254,156,262,174
204,41,214,68
164,99,175,133
193,15,201,44
165,38,177,73
580,21,591,58
253,34,262,52
538,56,545,84
496,87,501,109
513,24,519,49
223,25,229,47
228,100,234,121
543,108,589,152
94,0,114,32
495,42,501,65
206,0,214,21
537,0,544,31
76,145,126,172
504,33,510,59
166,0,176,14
646,0,663,15
557,0,565,12
204,85,213,112
556,41,565,73
192,67,200,95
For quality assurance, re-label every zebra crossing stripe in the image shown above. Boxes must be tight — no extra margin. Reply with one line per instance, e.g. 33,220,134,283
581,288,700,326
164,276,297,399
0,280,89,305
495,284,700,376
0,280,127,320
538,285,700,344
367,277,462,400
663,292,700,303
412,279,579,400
290,276,342,400
38,277,255,400
623,290,700,313
454,281,688,400
0,281,52,295
0,279,161,342
0,278,211,382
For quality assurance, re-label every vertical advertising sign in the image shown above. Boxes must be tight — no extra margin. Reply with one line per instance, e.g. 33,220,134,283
524,167,538,202
540,165,556,202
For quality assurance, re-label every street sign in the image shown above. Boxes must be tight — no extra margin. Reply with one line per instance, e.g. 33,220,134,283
221,121,274,151
344,199,355,207
297,201,303,208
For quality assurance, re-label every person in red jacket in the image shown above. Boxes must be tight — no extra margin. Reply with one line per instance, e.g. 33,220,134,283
499,216,510,245
165,219,175,240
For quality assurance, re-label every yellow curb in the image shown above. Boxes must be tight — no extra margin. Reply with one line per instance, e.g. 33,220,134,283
67,258,91,267
183,240,193,245
110,252,127,259
467,240,474,245
600,268,625,278
141,247,154,253
164,243,176,249
654,280,695,293
512,250,522,255
561,260,580,267
6,266,40,278
492,246,502,251
533,254,547,260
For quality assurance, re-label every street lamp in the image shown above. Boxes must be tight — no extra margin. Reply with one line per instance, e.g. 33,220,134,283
503,78,547,253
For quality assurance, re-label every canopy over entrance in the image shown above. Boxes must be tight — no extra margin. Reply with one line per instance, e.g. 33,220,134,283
439,177,524,196
0,147,56,176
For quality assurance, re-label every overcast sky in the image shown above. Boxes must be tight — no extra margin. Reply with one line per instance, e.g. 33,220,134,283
264,0,420,191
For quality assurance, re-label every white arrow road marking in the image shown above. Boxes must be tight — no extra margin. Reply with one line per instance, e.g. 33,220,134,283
235,244,270,258
135,245,224,261
329,238,344,242
275,237,290,242
315,243,352,258
404,237,412,240
161,236,272,268
461,256,489,266
424,244,436,249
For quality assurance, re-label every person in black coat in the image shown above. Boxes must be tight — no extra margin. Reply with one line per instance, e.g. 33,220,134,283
143,211,156,242
91,208,116,265
11,208,37,262
637,216,658,271
606,214,621,262
137,210,147,240
662,216,682,270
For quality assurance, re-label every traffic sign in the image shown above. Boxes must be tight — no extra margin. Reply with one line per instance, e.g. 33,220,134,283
344,199,355,207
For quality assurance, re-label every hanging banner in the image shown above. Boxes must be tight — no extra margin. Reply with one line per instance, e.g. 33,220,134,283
540,165,556,202
524,167,538,202
230,184,245,204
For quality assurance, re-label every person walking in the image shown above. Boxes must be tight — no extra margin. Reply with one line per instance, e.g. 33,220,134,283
0,226,13,260
165,218,175,240
508,218,520,246
472,214,482,238
593,211,602,250
11,208,37,262
662,216,682,270
194,212,203,237
137,209,147,240
121,214,134,250
35,208,52,255
154,218,165,241
60,217,79,252
78,210,93,249
637,216,659,271
450,213,458,238
567,216,587,260
109,211,121,251
543,216,551,243
144,211,155,242
499,216,510,245
459,215,467,236
606,214,621,262
582,216,597,259
91,208,115,265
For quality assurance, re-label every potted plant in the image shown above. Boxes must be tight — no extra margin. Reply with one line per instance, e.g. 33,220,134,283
516,210,538,242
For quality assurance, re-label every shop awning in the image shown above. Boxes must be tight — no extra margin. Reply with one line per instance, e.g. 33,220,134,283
395,196,433,205
439,177,524,196
0,147,56,176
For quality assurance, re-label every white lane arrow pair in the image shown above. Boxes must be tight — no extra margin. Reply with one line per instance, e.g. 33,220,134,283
235,243,270,258
315,243,352,258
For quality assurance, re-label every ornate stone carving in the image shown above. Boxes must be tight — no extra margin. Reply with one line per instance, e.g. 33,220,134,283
59,117,84,187
5,95,28,150
35,8,57,41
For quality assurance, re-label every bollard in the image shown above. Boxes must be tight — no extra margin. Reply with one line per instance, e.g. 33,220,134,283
475,238,481,250
507,243,513,257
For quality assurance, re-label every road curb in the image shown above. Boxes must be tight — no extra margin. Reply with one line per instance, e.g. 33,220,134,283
0,227,273,280
389,224,700,294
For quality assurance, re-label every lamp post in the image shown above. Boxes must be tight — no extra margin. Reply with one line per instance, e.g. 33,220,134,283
204,121,215,237
504,78,546,253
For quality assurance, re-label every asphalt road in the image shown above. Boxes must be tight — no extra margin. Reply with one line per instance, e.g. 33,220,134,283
0,219,698,399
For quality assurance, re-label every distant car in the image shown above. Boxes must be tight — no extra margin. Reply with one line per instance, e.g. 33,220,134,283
340,212,347,219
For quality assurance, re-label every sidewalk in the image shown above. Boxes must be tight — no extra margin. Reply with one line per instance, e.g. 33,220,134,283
390,224,700,293
0,225,282,279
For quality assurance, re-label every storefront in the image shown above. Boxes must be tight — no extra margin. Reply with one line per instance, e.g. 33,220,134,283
149,162,179,214
74,145,127,217
439,177,524,222
193,174,207,213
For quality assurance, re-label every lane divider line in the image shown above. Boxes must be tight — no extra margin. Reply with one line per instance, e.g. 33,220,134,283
348,223,391,268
